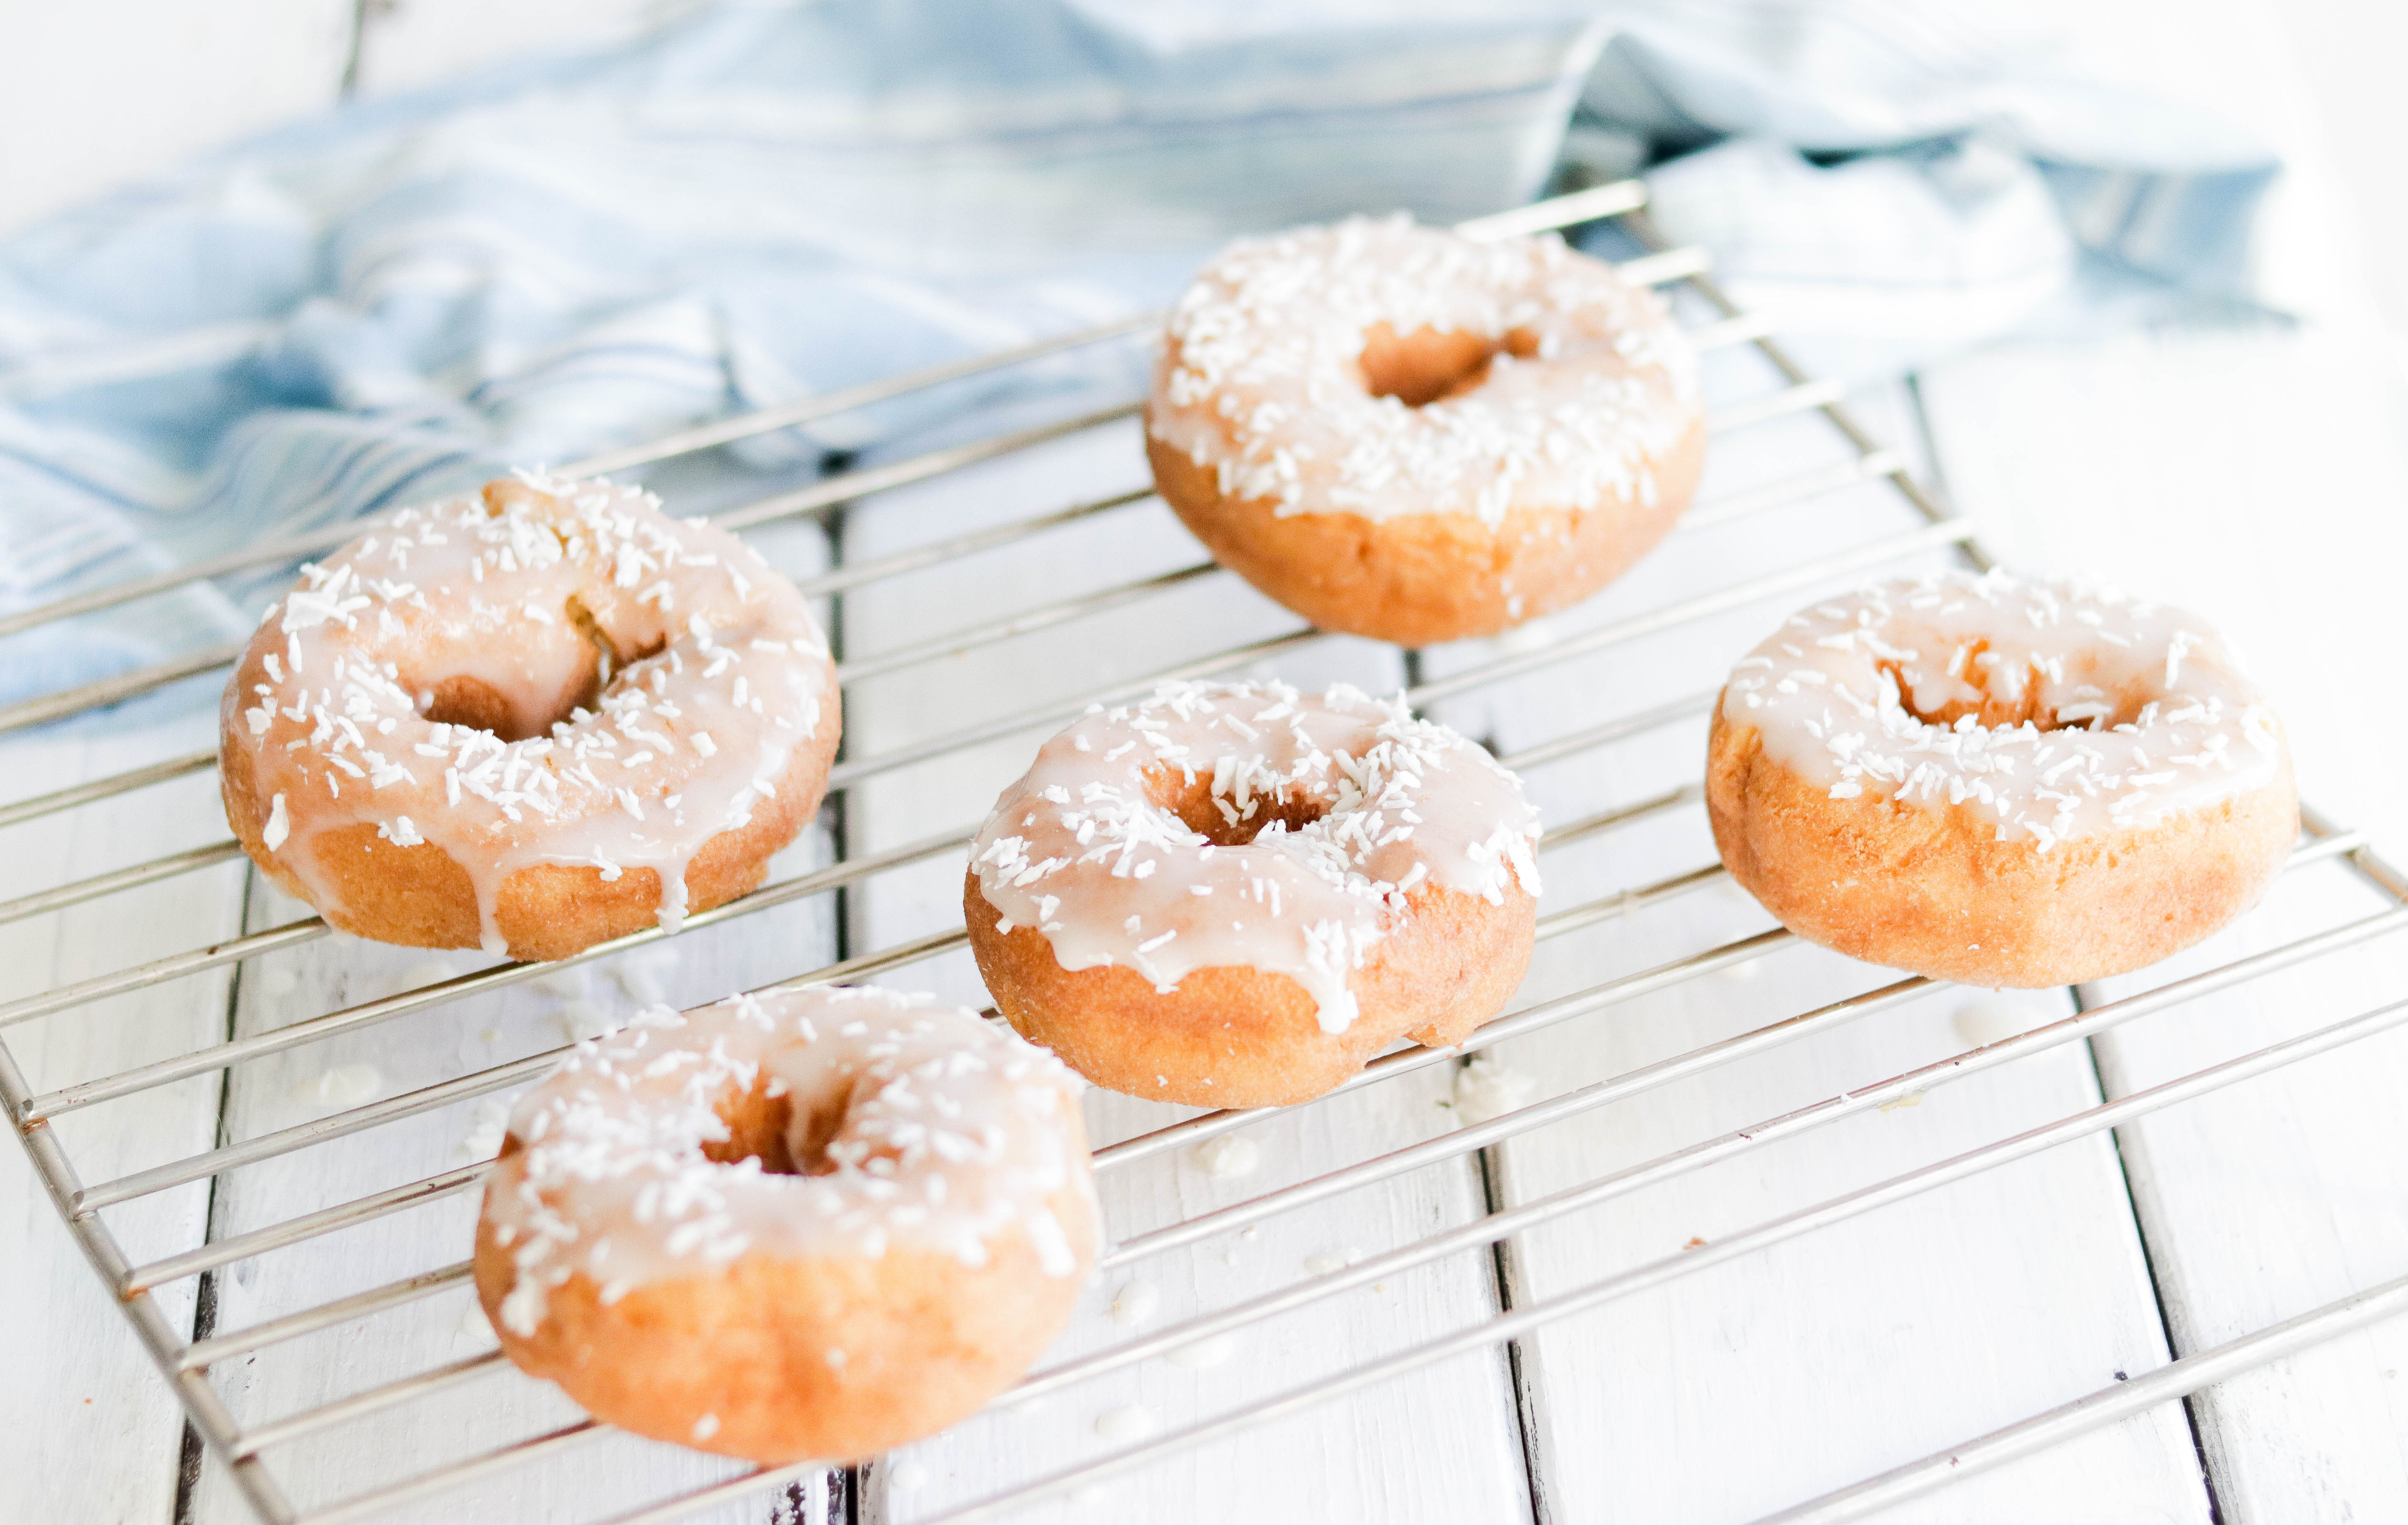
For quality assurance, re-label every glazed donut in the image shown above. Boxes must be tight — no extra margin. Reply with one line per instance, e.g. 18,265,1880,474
1144,215,1705,646
1707,569,2298,988
965,679,1542,1108
475,985,1096,1463
220,472,840,962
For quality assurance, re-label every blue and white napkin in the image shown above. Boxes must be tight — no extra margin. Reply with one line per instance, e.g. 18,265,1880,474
0,0,2277,713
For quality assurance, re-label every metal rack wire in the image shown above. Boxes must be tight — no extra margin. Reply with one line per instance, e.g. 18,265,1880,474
5,176,2406,1525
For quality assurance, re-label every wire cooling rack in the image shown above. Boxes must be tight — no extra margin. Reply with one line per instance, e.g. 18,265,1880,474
5,177,2408,1525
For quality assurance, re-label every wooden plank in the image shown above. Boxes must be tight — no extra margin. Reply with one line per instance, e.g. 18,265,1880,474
835,409,1535,1523
183,836,846,1525
1422,333,2214,1521
2082,863,2408,1524
182,510,844,1524
1918,325,2408,1523
0,715,248,1524
1903,0,2408,1501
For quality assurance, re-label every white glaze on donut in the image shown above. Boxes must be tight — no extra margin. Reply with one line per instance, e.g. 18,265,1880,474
969,681,1542,1034
228,472,832,951
1721,570,2285,850
1146,216,1700,529
486,986,1092,1338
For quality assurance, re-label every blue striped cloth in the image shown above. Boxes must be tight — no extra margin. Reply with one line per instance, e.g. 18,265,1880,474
0,0,2276,715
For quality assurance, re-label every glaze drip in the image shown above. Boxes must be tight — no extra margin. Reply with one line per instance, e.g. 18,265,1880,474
225,471,833,953
970,680,1542,1033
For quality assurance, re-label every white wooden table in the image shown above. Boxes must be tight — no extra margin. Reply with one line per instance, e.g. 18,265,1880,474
8,7,2408,1525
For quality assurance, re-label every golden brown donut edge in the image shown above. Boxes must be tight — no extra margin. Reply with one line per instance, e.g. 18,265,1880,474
965,870,1536,1108
218,661,840,963
1144,407,1706,649
472,1130,1098,1464
1704,703,2300,989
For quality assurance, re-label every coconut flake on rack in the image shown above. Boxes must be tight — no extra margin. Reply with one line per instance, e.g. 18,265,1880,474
226,469,833,952
1146,216,1699,528
970,680,1541,1034
1720,569,2284,848
484,986,1092,1339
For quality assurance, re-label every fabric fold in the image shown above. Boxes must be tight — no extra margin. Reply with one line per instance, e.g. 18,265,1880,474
0,0,2276,713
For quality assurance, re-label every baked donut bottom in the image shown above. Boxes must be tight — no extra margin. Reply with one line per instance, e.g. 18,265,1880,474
1706,709,2301,989
219,674,840,963
474,1149,1096,1462
966,872,1536,1107
1145,417,1706,648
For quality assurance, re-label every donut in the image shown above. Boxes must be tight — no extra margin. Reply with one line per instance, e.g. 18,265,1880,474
1707,569,2298,988
219,472,840,962
965,679,1542,1108
475,985,1096,1463
1144,215,1706,647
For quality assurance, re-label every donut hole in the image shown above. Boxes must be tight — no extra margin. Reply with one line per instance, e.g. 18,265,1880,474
411,594,663,743
402,478,667,740
704,1077,857,1178
417,665,596,744
1358,322,1540,407
1879,645,2150,733
421,675,540,740
1146,766,1329,846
